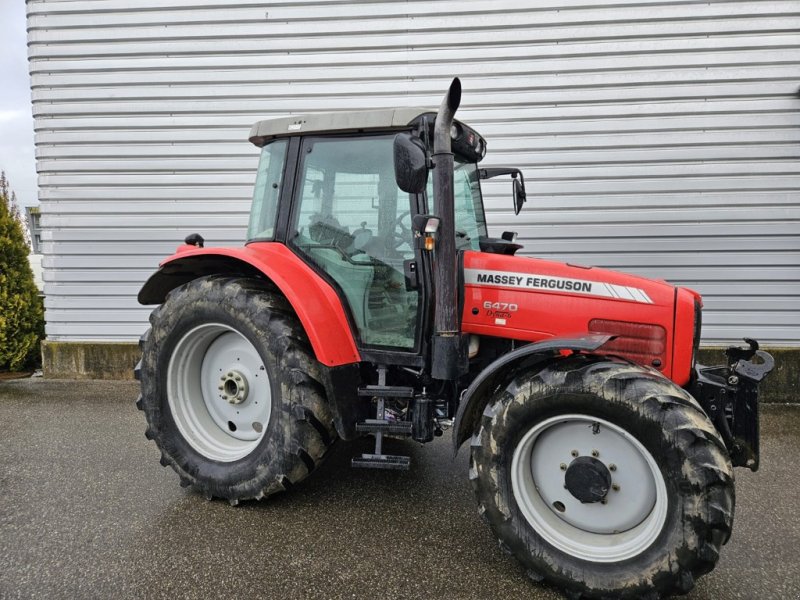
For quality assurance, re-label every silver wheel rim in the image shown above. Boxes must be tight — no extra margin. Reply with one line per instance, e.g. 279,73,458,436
167,323,271,462
511,414,668,562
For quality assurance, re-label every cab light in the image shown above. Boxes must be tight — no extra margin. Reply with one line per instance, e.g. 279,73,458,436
423,217,440,234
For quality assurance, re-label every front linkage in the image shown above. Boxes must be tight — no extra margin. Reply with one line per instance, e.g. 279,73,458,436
689,338,775,471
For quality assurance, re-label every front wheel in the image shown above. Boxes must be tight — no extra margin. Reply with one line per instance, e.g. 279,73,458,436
470,356,734,599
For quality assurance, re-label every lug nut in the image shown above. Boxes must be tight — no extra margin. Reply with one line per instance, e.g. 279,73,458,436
591,449,599,457
601,498,608,505
612,484,620,492
559,463,567,471
570,450,579,458
235,375,242,382
218,385,224,390
609,464,617,471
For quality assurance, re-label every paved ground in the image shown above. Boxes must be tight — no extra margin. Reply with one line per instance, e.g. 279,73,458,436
1,379,798,600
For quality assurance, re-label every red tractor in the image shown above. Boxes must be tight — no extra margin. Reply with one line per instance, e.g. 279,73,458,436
136,79,773,598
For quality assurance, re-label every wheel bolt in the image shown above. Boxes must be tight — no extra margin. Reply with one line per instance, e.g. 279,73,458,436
218,385,224,390
235,375,242,382
570,450,579,458
609,464,617,471
591,449,599,457
559,463,567,471
612,484,620,492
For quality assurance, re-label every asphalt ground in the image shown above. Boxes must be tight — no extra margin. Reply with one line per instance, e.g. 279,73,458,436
1,379,799,600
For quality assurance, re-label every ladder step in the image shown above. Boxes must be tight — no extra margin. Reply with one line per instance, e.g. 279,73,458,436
351,454,411,470
356,420,413,435
358,385,415,398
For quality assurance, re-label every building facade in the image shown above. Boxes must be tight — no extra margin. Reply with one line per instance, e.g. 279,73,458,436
28,0,800,351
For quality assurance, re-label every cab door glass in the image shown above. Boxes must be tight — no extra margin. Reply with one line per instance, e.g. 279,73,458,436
292,135,419,350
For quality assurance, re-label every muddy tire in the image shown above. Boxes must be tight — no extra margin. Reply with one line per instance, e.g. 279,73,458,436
470,355,734,599
135,276,336,503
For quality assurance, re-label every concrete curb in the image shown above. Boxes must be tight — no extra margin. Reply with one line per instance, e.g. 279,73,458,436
42,341,140,381
41,341,797,403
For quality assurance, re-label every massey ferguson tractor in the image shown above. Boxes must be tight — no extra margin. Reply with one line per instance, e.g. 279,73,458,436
135,79,773,598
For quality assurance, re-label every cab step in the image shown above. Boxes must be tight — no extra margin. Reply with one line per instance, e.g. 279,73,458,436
358,385,415,398
352,367,412,470
352,454,411,470
355,420,413,435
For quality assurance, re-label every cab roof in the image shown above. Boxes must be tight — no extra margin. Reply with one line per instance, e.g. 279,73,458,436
248,108,433,147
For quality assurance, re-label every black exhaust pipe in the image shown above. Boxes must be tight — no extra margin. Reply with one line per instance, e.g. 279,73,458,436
431,77,464,380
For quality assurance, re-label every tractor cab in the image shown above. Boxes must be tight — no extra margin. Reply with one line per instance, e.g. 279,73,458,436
245,107,522,361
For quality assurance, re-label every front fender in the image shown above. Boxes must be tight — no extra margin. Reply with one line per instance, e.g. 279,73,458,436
138,243,361,367
452,334,613,453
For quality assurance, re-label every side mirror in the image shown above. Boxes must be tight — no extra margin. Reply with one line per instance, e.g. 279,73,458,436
513,177,526,215
479,167,528,215
393,133,428,194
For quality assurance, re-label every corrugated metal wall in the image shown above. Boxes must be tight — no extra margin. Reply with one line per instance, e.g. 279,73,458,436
28,0,800,344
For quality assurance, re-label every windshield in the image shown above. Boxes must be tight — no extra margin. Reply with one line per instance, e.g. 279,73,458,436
428,158,487,250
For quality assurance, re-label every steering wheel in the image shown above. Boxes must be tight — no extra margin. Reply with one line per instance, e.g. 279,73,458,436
393,210,412,249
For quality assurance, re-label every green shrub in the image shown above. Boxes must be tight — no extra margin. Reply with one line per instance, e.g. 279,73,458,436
0,172,44,371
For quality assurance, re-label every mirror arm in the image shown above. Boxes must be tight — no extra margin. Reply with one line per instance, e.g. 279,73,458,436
479,167,525,187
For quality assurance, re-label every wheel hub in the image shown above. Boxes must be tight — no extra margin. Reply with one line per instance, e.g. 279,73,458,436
219,370,249,405
564,456,612,503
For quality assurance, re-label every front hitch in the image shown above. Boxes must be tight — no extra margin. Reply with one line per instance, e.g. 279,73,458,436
725,337,774,383
689,338,775,471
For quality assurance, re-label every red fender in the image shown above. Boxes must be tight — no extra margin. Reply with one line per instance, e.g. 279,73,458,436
138,242,360,367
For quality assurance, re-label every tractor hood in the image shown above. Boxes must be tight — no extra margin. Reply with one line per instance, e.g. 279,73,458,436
461,250,699,385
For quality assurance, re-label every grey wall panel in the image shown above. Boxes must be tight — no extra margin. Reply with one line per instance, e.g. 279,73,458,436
28,0,800,345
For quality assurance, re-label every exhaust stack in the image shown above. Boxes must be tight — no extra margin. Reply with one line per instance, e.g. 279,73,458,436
431,77,464,380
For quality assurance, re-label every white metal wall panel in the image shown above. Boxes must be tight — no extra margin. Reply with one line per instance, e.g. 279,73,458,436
27,0,800,344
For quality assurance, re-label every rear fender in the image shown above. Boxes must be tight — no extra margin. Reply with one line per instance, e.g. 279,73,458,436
137,243,361,367
452,334,613,453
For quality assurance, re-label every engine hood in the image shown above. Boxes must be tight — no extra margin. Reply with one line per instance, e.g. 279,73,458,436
461,250,691,382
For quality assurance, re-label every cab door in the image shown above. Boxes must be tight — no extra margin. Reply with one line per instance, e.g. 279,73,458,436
289,133,422,353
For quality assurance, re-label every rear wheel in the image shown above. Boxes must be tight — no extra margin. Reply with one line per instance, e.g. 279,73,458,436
470,356,734,599
136,276,337,502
